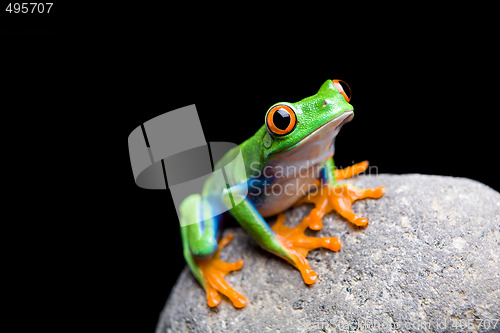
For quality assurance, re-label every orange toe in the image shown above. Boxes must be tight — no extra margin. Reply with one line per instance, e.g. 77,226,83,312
334,160,369,180
271,214,341,285
300,183,385,228
196,233,247,308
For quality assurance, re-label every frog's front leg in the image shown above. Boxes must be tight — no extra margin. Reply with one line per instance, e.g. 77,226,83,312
297,159,385,230
223,184,340,285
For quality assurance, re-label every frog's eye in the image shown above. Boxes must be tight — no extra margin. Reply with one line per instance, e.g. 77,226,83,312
332,79,351,102
266,104,297,136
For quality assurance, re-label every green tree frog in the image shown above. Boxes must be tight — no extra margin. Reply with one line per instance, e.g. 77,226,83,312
180,80,384,308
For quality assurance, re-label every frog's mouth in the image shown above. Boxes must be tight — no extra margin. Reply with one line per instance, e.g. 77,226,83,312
306,110,354,142
271,110,354,156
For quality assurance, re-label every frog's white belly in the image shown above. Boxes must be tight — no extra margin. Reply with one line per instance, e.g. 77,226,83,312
256,162,323,217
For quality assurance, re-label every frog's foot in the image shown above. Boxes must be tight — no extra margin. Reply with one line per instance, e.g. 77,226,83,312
334,160,369,180
271,213,341,285
297,183,385,229
195,233,247,308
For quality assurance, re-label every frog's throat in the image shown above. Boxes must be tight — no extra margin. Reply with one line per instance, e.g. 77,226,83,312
269,110,354,156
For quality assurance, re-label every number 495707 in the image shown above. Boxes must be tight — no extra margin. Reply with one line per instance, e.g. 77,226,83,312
5,3,53,13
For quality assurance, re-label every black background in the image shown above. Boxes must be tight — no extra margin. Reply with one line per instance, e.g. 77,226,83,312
2,3,498,332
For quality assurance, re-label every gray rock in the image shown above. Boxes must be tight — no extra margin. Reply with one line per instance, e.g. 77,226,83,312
156,175,500,333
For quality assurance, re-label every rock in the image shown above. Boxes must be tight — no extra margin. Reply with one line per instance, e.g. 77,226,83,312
156,175,500,333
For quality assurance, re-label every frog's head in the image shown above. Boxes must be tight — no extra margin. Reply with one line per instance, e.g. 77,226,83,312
262,79,354,159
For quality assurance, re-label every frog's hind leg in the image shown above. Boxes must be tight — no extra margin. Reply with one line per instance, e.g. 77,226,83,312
194,232,246,308
180,194,246,308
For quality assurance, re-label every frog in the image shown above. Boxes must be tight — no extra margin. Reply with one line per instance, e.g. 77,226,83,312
179,79,385,308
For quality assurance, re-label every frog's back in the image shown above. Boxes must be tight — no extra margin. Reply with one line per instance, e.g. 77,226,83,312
202,127,265,198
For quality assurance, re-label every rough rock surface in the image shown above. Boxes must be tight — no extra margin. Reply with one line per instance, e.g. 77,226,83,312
156,175,500,333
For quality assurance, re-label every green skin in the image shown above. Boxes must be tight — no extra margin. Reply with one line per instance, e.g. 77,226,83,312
180,80,354,288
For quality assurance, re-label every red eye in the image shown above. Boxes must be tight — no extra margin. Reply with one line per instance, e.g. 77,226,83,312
332,79,352,102
266,104,297,136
